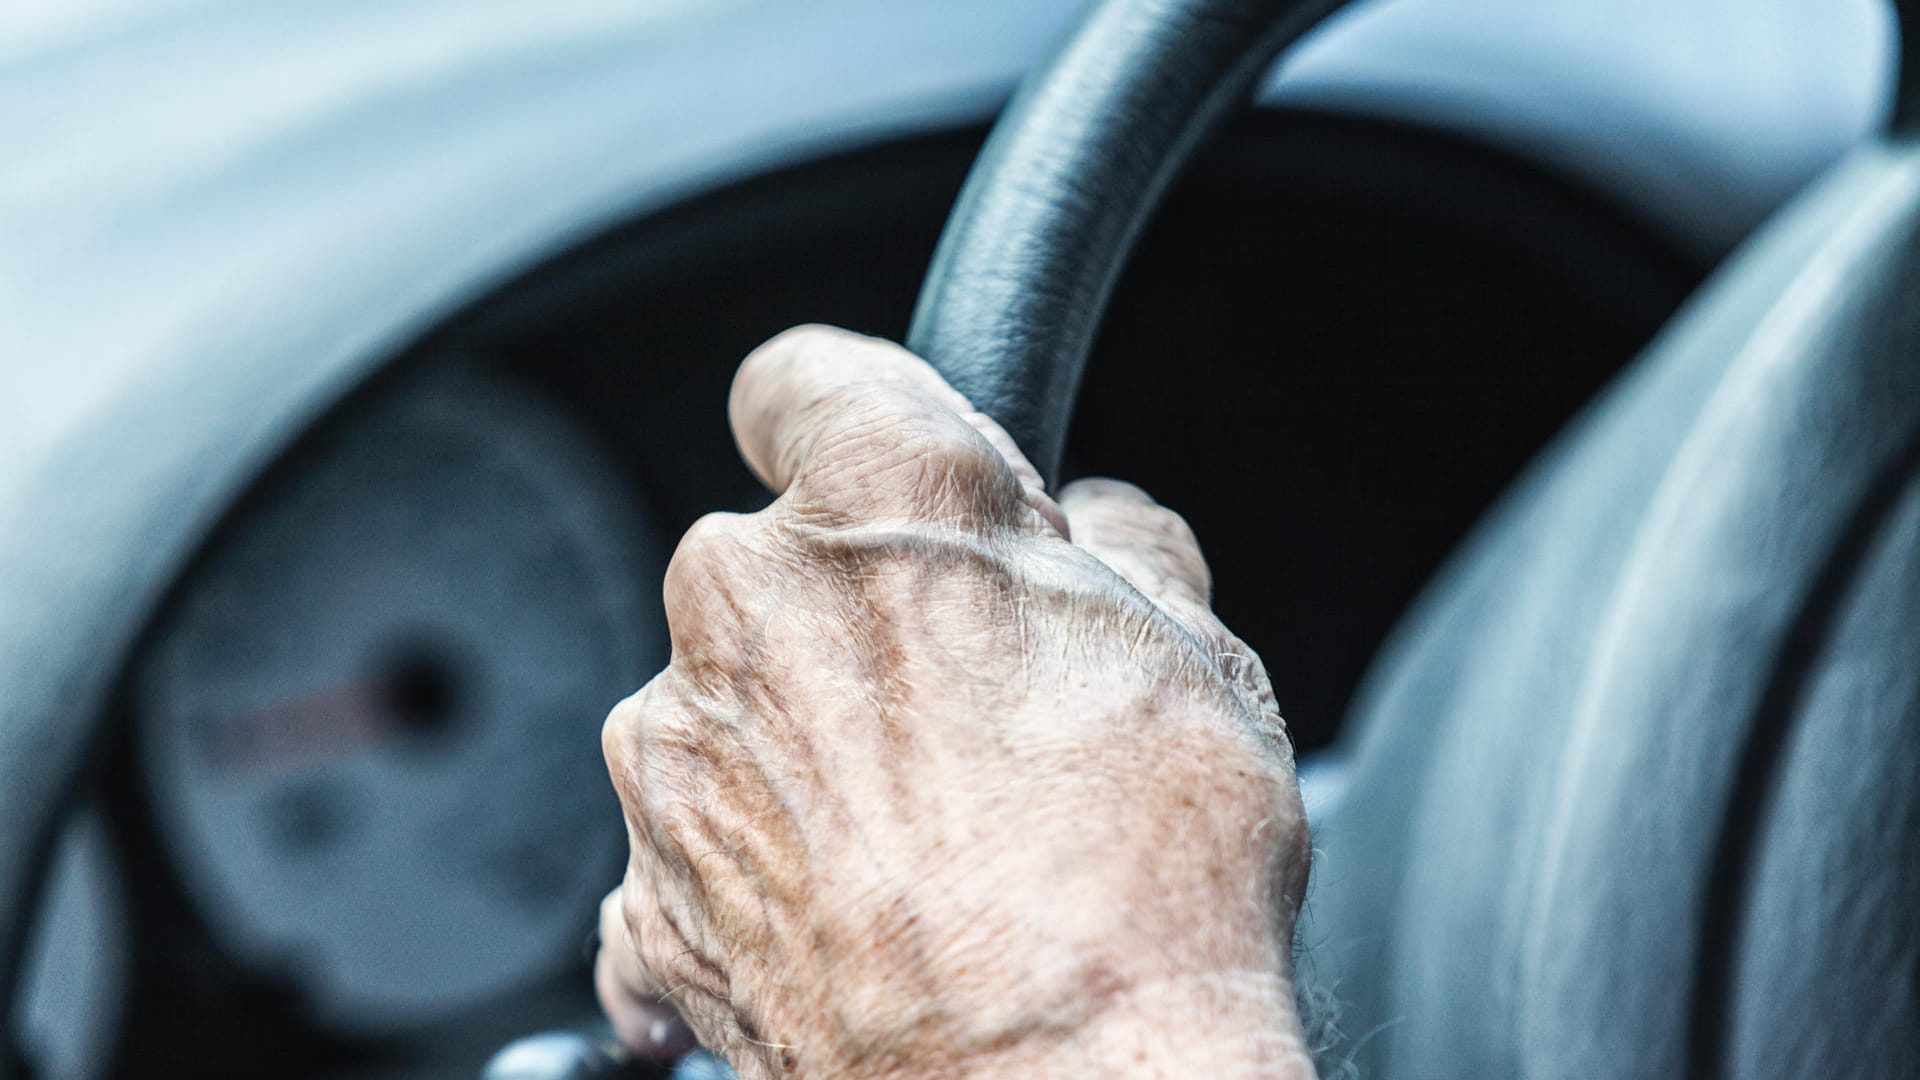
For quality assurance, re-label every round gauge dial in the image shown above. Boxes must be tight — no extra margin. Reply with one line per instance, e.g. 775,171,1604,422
132,362,660,1034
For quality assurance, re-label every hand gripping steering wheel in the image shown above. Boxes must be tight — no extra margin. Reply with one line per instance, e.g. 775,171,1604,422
490,0,1920,1076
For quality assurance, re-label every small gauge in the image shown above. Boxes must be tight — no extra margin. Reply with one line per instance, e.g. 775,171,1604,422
14,811,129,1080
132,362,661,1035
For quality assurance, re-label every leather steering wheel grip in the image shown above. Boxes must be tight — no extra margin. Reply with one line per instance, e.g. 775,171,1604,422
908,0,1920,488
905,0,1354,488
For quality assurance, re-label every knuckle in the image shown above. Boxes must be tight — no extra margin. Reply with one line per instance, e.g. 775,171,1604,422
661,511,756,611
602,689,650,806
602,679,651,741
799,387,1016,526
601,703,634,772
604,675,717,826
911,413,1005,483
669,511,752,572
602,674,674,762
600,887,627,936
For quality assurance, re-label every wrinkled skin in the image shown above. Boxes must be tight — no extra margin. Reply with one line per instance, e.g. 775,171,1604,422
596,326,1315,1078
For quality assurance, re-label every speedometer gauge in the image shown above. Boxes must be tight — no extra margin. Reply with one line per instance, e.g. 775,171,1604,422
132,362,661,1034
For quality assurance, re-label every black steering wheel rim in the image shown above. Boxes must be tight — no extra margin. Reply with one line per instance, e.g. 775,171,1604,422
907,0,1355,486
907,0,1920,485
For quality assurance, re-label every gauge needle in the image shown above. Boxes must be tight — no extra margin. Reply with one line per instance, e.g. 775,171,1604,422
210,680,398,773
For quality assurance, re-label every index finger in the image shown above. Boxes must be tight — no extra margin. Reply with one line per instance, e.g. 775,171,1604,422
727,325,1068,535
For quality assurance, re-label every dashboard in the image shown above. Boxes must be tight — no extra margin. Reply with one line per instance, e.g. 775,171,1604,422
0,1,1887,1076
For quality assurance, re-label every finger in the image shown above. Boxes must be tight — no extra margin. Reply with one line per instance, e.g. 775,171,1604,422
728,324,1068,535
1058,478,1213,613
595,884,696,1059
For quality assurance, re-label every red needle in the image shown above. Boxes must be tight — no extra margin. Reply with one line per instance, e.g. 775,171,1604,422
210,679,397,773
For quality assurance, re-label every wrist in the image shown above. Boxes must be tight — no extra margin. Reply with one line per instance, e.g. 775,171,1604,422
822,970,1315,1080
1015,969,1317,1080
744,966,1315,1080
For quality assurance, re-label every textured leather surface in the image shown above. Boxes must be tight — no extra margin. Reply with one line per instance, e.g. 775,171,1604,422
1724,470,1920,1080
907,0,1352,485
1299,142,1920,1079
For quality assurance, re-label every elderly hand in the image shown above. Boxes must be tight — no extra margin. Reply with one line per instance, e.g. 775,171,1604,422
595,325,1315,1078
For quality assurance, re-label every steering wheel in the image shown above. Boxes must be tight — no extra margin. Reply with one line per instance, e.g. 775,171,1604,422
4,0,1916,1076
483,0,1920,1077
